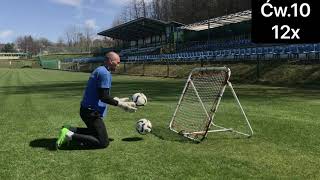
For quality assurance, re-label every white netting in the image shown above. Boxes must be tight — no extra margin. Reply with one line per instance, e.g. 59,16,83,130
171,67,230,140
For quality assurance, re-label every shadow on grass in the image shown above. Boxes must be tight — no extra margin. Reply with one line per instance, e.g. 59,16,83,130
121,137,143,142
29,138,114,151
29,138,57,151
151,126,199,144
151,125,251,143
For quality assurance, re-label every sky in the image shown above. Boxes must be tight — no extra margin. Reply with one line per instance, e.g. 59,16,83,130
0,0,130,43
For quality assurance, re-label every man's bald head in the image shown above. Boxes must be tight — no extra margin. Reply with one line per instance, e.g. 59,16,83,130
105,51,120,71
106,52,120,62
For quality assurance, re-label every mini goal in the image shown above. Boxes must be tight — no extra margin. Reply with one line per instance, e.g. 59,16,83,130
169,67,253,141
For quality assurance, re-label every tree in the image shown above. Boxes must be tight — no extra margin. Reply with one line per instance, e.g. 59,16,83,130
114,0,252,25
83,26,94,52
16,35,35,54
15,36,52,55
62,24,97,52
133,0,140,18
141,0,146,17
0,43,16,53
56,37,66,48
64,26,80,47
38,38,52,49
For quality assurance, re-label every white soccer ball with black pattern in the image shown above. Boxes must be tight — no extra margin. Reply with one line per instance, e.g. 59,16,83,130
136,119,152,135
132,93,147,106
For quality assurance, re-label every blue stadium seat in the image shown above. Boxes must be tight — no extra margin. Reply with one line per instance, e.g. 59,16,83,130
242,48,250,60
208,51,215,60
251,48,257,55
234,49,240,59
240,49,246,59
216,50,222,57
316,44,320,59
303,43,319,60
224,49,231,58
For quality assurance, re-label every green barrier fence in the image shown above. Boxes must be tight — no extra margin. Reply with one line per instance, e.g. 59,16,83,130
39,56,60,69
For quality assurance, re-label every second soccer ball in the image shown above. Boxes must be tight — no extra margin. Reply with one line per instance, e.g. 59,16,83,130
136,119,152,135
132,93,147,106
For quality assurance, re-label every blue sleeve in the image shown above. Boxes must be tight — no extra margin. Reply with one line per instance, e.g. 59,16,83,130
98,72,110,89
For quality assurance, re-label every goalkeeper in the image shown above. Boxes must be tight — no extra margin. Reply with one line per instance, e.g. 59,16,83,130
56,52,136,149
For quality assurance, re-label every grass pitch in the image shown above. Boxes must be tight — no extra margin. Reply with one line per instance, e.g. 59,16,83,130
0,68,319,179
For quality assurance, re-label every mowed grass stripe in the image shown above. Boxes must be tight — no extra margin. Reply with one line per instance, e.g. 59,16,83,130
0,69,10,82
0,70,26,179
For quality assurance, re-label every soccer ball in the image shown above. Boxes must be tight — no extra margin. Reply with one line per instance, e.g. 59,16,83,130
132,93,147,106
136,119,152,135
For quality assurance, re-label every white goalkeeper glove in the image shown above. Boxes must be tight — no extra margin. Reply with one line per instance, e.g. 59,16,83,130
114,97,137,112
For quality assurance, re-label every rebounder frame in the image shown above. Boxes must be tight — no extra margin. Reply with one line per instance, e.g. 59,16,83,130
169,67,253,141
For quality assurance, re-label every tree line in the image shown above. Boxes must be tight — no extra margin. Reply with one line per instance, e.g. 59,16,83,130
113,0,251,25
1,25,113,55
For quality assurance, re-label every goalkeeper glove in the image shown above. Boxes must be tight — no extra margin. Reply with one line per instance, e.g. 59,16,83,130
114,97,137,112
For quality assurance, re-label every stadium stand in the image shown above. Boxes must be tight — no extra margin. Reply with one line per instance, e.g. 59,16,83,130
54,10,319,72
124,43,320,63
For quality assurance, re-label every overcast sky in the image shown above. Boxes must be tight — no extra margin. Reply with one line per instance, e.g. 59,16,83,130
0,0,129,43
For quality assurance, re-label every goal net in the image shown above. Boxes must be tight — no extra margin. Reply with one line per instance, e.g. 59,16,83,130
169,67,253,141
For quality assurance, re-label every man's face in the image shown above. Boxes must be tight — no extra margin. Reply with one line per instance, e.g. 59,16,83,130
107,57,120,71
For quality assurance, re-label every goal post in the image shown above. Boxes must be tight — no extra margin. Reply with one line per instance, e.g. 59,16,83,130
169,67,253,141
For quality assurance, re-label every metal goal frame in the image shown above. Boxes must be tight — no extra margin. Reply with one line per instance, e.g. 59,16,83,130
169,67,253,141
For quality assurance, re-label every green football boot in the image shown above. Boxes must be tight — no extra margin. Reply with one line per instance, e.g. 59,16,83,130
56,128,69,149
